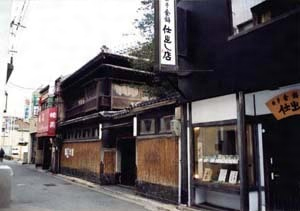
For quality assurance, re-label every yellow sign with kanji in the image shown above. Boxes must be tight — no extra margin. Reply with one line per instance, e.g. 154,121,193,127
266,89,300,120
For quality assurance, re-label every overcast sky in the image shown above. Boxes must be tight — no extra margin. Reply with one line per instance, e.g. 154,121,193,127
1,0,144,118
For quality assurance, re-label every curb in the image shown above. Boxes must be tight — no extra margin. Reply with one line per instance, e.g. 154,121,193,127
22,163,202,211
53,174,178,211
54,174,204,211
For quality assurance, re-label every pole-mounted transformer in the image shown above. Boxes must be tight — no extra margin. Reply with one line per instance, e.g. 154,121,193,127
6,56,14,84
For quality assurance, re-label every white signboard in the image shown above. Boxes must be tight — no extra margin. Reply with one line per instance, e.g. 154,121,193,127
218,169,228,182
229,171,238,184
159,0,176,66
64,148,74,158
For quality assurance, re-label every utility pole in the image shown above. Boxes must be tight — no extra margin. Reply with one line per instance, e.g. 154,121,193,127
3,91,8,113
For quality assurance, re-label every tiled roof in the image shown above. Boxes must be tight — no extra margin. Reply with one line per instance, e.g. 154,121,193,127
110,94,180,119
58,94,179,126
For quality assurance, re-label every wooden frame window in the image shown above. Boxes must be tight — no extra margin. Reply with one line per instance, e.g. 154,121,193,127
193,124,239,184
159,115,174,133
140,118,155,135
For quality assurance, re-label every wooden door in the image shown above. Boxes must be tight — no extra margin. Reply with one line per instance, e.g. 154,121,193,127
263,116,300,211
120,139,136,186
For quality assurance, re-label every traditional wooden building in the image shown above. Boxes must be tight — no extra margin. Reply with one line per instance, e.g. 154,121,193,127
100,96,180,203
155,0,300,210
57,52,153,183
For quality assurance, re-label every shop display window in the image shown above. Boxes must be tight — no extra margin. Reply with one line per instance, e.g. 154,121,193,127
193,125,239,186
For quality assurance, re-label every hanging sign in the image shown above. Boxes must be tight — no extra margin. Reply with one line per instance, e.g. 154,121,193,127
37,107,57,137
159,0,177,68
266,89,300,120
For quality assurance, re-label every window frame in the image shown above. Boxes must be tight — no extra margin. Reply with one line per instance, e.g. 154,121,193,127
192,120,239,185
140,118,156,135
159,115,174,134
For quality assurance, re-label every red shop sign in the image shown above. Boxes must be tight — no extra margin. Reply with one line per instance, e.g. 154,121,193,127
37,107,57,137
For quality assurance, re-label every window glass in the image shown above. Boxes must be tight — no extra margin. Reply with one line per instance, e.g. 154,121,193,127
86,129,90,138
99,80,105,96
159,115,174,133
112,83,141,98
86,83,96,99
193,125,239,184
140,119,155,135
92,128,98,138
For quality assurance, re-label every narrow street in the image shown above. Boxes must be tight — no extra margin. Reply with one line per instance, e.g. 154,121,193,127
0,161,149,211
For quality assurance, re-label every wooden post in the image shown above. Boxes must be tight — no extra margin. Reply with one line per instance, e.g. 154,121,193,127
237,91,249,211
96,81,100,110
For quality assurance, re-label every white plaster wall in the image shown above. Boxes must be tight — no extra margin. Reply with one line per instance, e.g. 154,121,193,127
191,94,237,124
245,94,255,116
249,191,258,211
245,83,300,116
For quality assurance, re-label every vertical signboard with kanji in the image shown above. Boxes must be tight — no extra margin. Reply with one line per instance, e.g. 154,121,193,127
37,107,57,137
266,89,300,120
159,0,177,70
24,98,30,120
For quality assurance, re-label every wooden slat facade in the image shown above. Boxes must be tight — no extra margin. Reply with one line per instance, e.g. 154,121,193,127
103,150,116,174
61,141,101,175
136,136,178,187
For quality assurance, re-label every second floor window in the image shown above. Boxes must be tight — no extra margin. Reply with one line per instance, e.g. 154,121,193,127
86,83,97,99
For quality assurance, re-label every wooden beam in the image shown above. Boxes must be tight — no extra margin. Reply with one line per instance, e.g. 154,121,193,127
237,92,249,211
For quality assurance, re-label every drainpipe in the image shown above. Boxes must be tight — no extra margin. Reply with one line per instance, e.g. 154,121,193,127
178,118,182,205
187,102,192,206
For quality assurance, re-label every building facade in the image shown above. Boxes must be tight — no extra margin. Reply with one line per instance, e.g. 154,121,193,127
169,0,300,210
36,85,58,170
1,116,30,162
58,52,153,183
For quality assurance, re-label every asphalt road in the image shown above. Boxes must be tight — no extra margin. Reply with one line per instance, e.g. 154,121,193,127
0,160,148,211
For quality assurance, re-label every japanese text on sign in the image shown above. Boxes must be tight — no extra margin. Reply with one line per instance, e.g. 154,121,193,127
159,0,176,66
266,89,300,120
37,107,57,137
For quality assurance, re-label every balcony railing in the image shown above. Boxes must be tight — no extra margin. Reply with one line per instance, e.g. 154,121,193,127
65,95,111,119
65,104,84,119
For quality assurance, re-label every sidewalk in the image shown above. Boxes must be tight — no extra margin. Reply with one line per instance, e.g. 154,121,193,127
23,163,203,211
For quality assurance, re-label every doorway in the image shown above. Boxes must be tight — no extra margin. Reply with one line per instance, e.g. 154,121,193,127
42,139,52,170
119,139,136,186
263,115,300,211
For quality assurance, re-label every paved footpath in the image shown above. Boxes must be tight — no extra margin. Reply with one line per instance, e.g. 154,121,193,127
0,160,149,211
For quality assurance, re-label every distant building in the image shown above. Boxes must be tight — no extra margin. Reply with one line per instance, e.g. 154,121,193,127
1,116,30,162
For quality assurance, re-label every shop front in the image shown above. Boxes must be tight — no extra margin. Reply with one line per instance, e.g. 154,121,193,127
190,94,257,211
245,84,300,211
36,107,57,170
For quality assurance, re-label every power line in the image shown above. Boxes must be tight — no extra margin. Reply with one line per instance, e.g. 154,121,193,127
9,0,30,54
7,82,37,91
